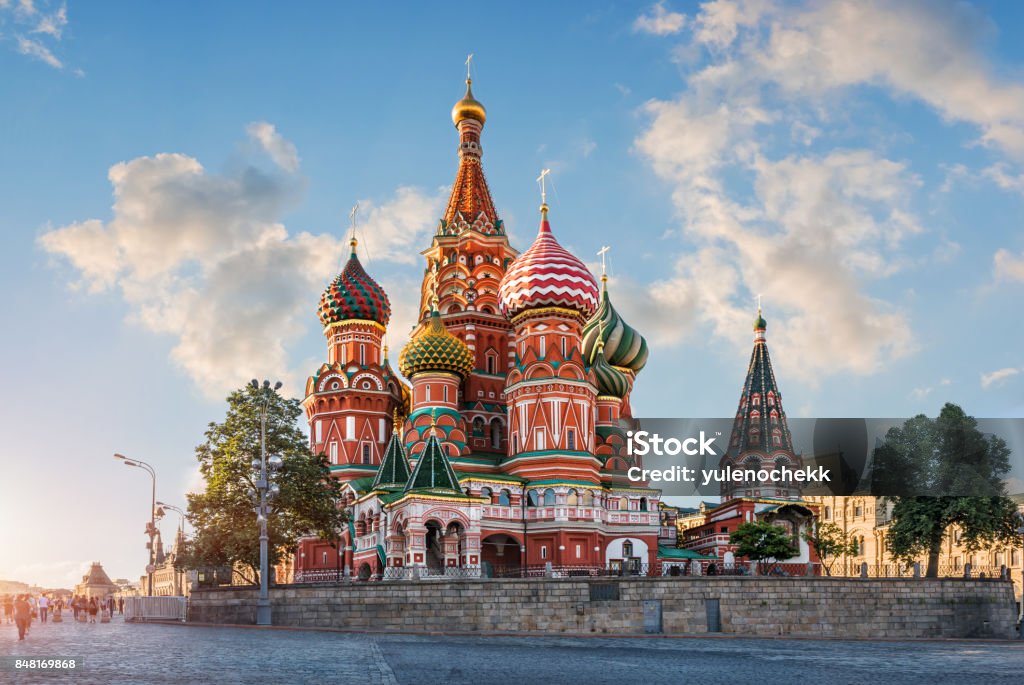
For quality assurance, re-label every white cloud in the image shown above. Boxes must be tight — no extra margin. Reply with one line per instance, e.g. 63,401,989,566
3,0,69,69
350,187,444,265
31,1,65,38
633,2,686,36
246,121,300,173
993,248,1024,283
40,125,442,400
629,0,1024,381
16,35,61,68
636,96,919,379
748,0,1024,160
981,367,1020,389
693,0,766,48
985,163,1024,194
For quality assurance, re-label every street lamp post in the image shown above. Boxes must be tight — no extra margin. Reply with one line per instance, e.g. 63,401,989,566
250,378,283,626
1015,512,1024,639
114,453,157,595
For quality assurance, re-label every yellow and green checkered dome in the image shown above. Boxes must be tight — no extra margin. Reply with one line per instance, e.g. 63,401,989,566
398,309,474,379
318,242,391,327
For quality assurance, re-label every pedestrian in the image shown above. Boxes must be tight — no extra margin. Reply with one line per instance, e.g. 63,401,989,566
2,595,12,624
70,595,78,621
38,594,49,623
14,595,30,640
118,597,124,615
87,597,98,624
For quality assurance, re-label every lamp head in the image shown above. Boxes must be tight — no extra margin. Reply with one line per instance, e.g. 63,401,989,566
263,380,270,389
274,381,283,390
114,453,127,460
250,379,259,389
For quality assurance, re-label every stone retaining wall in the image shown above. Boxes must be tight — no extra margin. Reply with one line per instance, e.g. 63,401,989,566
187,577,1018,639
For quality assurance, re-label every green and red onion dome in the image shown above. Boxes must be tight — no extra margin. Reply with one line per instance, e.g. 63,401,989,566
318,240,391,327
398,309,475,379
498,206,600,320
582,282,648,374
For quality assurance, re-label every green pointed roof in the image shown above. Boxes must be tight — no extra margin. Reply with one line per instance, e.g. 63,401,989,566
404,429,463,495
372,424,411,490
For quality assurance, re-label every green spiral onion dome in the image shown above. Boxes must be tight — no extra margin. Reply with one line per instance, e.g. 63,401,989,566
754,310,767,330
591,343,630,399
398,309,475,379
318,240,391,327
581,282,648,374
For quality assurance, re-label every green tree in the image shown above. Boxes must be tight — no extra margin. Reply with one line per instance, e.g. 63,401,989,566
871,402,1018,578
729,521,798,575
177,384,347,583
803,522,854,576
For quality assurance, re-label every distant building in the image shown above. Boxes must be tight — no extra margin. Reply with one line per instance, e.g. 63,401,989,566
74,562,117,599
151,527,189,596
806,493,1024,606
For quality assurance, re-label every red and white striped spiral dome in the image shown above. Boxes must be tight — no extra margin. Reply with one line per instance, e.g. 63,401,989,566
498,209,600,319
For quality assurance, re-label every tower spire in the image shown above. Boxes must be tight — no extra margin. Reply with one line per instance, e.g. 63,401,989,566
537,168,552,230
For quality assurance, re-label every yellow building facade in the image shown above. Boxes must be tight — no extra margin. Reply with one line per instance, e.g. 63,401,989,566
805,495,1023,607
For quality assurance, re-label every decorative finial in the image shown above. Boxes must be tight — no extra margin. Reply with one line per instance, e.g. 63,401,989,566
757,293,762,315
383,333,389,361
348,202,359,255
430,408,438,438
393,407,402,433
597,245,611,284
465,53,474,82
537,168,551,209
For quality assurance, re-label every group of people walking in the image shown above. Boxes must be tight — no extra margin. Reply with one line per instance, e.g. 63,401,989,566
3,593,124,640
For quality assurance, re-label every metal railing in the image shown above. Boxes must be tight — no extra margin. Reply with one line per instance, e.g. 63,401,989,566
124,596,187,623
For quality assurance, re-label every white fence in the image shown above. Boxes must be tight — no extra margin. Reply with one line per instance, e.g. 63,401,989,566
124,596,187,622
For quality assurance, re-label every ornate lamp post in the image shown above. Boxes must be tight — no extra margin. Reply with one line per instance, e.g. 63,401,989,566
113,453,157,595
249,378,283,626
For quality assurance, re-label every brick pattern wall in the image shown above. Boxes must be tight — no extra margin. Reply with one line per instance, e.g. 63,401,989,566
187,577,1017,639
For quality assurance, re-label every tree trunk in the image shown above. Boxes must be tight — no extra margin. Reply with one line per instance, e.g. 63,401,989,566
925,540,941,578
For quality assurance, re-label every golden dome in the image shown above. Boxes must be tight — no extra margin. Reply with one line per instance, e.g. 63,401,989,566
451,79,486,127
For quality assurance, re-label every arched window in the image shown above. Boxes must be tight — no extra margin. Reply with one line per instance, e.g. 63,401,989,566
639,497,648,511
582,490,594,506
527,490,539,507
480,487,492,502
566,489,578,506
543,488,556,506
486,351,497,375
498,489,511,506
490,419,502,450
619,497,628,511
538,335,546,358
472,417,485,436
567,429,576,451
622,540,634,558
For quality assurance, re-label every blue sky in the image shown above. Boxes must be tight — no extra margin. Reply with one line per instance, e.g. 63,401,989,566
2,0,1024,587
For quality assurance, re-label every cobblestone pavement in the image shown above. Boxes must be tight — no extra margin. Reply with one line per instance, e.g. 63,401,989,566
2,617,1023,684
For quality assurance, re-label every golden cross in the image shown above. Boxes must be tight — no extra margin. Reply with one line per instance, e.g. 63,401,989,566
465,54,474,80
537,168,551,205
757,293,763,312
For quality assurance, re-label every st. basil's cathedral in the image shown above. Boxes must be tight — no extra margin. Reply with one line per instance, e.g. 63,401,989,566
290,75,816,581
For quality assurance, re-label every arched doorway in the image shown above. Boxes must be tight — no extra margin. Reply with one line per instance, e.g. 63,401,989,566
481,533,522,577
424,520,445,571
